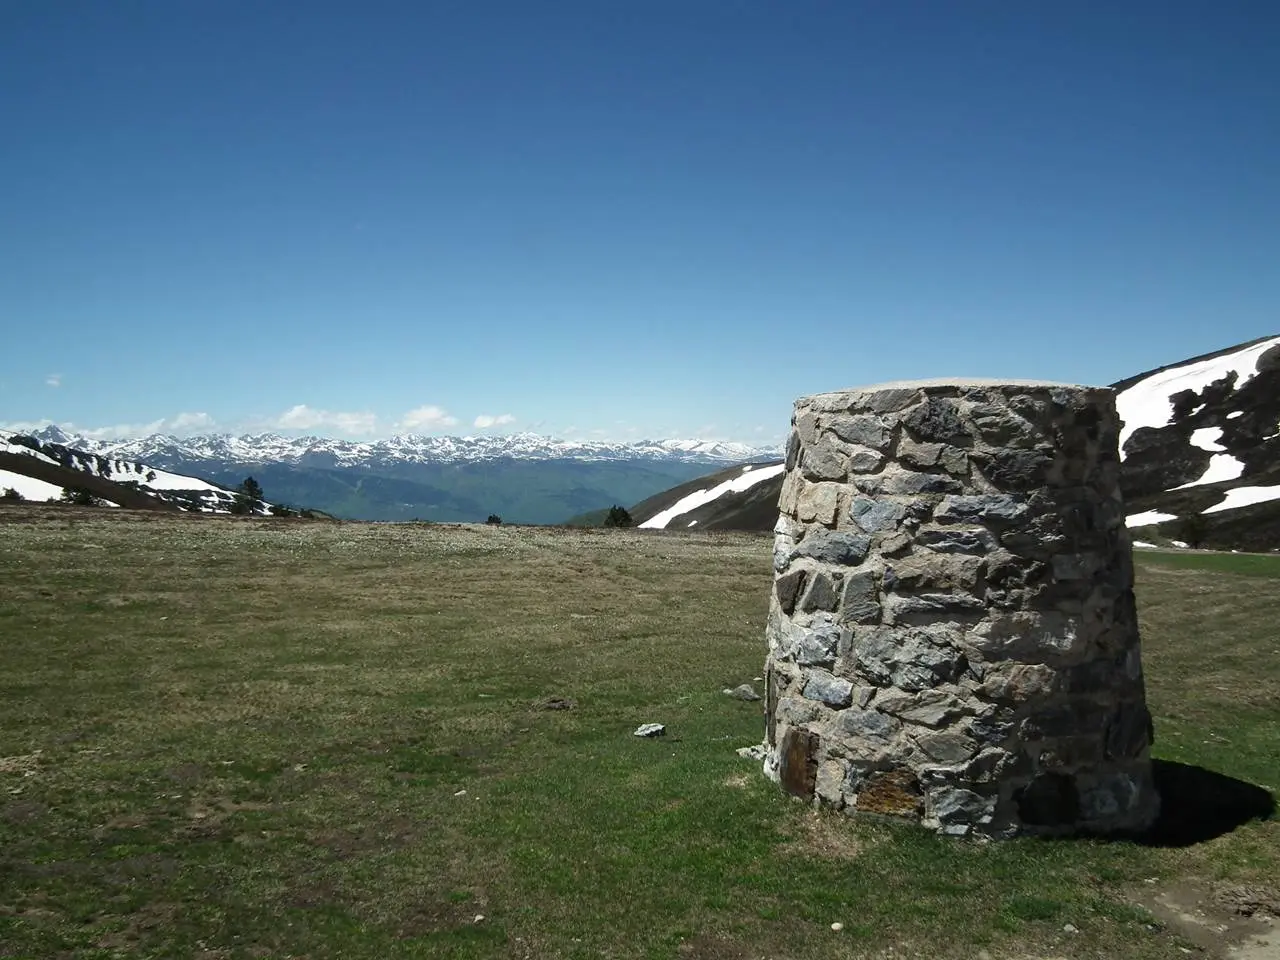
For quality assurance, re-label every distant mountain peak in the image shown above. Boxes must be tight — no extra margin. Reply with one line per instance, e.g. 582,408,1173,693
22,429,783,468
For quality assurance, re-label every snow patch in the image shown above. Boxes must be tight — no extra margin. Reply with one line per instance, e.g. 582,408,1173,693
1132,540,1158,548
1203,484,1280,515
639,463,786,530
1126,509,1179,528
1170,540,1189,549
0,469,66,502
1227,411,1244,419
2,441,61,465
0,469,118,506
1189,427,1225,452
1115,335,1280,458
1171,453,1245,489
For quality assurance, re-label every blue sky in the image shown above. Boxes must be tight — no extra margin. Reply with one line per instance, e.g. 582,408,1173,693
2,2,1277,444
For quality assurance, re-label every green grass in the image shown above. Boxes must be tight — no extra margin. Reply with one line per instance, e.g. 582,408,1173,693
0,507,1276,958
1135,547,1280,579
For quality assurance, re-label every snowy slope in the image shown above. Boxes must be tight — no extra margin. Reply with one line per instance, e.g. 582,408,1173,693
1,437,268,514
639,463,786,530
0,468,118,505
1115,334,1280,543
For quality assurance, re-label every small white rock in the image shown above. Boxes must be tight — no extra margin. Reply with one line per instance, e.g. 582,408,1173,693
633,723,666,738
454,789,467,797
830,922,843,932
473,914,485,924
1063,923,1078,934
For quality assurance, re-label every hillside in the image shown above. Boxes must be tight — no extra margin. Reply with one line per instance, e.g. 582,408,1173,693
1,436,272,515
629,335,1280,551
632,462,785,532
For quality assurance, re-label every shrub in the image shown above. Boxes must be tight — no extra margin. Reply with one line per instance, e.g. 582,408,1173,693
269,504,295,517
2,487,23,502
1176,513,1209,549
603,505,634,528
486,514,502,525
60,486,98,507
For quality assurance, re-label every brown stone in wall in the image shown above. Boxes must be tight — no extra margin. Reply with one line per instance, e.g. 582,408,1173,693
855,769,922,818
778,728,818,799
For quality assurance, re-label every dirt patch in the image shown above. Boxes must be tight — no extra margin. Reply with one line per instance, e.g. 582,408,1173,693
163,761,205,784
676,934,753,958
390,898,487,939
1133,879,1280,958
1217,884,1280,919
0,751,42,774
93,901,182,951
1,798,47,823
306,814,423,858
776,810,868,861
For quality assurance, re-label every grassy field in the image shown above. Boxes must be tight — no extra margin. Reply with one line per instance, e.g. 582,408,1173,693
1,508,1277,959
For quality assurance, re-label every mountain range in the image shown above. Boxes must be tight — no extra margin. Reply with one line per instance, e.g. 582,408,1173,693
8,334,1279,541
627,335,1280,552
8,428,781,524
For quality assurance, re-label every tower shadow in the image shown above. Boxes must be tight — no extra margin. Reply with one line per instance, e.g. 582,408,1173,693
1139,759,1276,847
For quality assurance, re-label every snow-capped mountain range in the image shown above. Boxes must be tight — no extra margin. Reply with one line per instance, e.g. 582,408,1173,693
3,428,779,524
24,427,780,471
9,334,1279,537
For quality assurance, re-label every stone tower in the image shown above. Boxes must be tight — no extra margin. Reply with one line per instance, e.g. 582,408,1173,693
762,380,1159,838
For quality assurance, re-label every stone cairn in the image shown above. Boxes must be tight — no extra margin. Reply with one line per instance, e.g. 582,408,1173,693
763,380,1159,838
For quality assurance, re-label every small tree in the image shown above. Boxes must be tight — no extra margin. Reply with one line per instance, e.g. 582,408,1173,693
232,476,265,516
1176,513,1209,549
60,486,98,506
486,514,502,525
603,505,633,528
2,487,23,502
240,476,264,502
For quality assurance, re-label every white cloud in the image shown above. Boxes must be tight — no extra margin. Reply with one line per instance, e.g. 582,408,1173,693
45,374,62,388
79,420,168,439
0,413,222,440
171,411,216,431
399,405,459,431
274,404,378,435
473,413,516,429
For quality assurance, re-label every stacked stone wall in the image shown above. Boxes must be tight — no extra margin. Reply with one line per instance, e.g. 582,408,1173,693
763,379,1159,837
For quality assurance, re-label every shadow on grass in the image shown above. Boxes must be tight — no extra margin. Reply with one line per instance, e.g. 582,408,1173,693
1139,759,1276,848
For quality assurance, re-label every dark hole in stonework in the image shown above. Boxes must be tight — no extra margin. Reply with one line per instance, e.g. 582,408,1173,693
779,728,818,800
1017,773,1080,826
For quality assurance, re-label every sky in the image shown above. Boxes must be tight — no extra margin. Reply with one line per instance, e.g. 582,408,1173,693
2,2,1278,445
